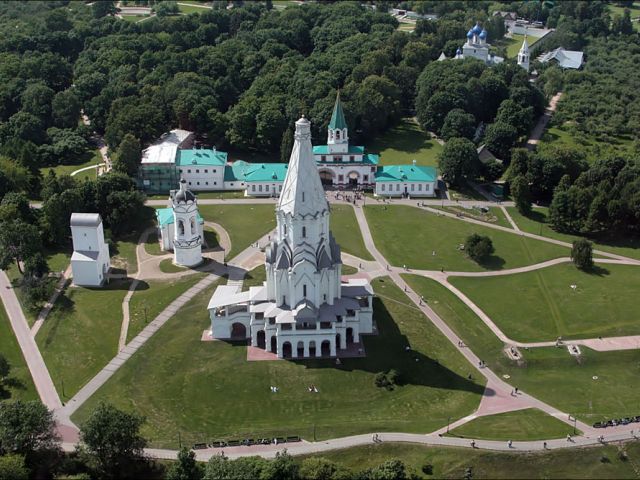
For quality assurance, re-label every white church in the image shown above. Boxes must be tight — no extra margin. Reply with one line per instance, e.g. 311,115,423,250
70,213,110,287
207,116,374,359
155,179,204,267
439,22,504,66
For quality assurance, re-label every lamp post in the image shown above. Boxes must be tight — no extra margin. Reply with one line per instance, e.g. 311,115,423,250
447,417,451,433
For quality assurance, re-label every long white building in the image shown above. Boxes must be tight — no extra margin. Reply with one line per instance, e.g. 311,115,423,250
207,116,374,359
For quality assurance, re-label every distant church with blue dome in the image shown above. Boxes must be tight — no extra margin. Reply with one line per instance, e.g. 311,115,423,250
438,22,504,66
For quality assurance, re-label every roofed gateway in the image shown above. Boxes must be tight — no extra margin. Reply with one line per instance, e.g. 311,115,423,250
207,116,374,359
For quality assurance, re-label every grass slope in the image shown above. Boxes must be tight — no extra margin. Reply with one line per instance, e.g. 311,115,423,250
0,302,37,401
38,150,102,180
199,205,276,259
301,442,640,479
330,204,373,260
243,265,266,290
431,205,512,229
450,263,640,342
365,118,442,167
71,277,483,448
127,275,206,343
403,275,640,425
36,280,131,400
365,205,569,271
448,408,575,441
507,207,640,261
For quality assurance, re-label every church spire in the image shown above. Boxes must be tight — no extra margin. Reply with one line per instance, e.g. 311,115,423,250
328,91,347,130
277,116,328,217
327,91,349,153
517,32,530,72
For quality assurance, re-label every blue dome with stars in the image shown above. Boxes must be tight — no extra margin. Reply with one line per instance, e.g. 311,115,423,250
472,23,482,35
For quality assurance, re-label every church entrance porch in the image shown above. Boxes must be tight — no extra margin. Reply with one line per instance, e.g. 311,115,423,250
347,327,355,345
348,171,359,187
231,322,247,339
319,169,335,186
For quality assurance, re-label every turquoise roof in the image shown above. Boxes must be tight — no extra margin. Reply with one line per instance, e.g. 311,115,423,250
224,161,288,183
374,165,437,182
176,149,227,167
313,145,365,155
328,92,348,130
155,208,204,226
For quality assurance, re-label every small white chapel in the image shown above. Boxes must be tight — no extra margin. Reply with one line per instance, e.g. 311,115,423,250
70,213,110,287
207,116,374,359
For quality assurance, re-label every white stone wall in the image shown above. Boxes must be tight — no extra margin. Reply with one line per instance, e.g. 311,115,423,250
178,167,225,191
245,182,283,197
316,162,377,187
173,201,202,267
375,181,436,197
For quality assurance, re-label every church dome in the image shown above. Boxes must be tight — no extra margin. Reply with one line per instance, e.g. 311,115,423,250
466,29,474,38
456,47,462,55
174,178,196,203
479,29,488,39
472,23,482,35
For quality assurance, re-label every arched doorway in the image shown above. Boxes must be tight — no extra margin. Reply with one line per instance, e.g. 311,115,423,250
335,334,341,351
319,170,334,186
282,341,292,358
257,330,265,349
231,323,246,339
270,336,277,353
346,327,354,345
348,171,359,188
321,340,331,357
309,340,316,357
297,341,304,357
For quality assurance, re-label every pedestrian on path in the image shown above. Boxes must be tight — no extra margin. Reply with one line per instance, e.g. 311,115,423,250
508,440,512,448
515,386,519,394
471,440,476,448
566,434,571,442
543,441,547,449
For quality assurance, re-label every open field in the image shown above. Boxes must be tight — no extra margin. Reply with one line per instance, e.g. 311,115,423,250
36,280,131,400
111,235,139,275
365,118,443,167
507,207,640,261
199,204,276,258
330,204,373,260
403,275,640,425
448,408,576,441
127,274,206,343
431,205,512,229
450,263,640,342
178,3,210,14
38,150,103,180
71,277,484,448
503,33,540,58
0,302,37,401
364,205,569,271
300,442,640,479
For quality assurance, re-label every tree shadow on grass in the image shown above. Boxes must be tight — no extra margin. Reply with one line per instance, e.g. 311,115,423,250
584,265,610,277
296,297,486,396
525,209,547,224
477,255,506,271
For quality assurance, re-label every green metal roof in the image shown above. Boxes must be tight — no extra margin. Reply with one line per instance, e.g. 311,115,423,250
176,149,227,167
313,145,365,155
328,92,348,130
224,161,288,183
155,208,204,226
374,165,437,182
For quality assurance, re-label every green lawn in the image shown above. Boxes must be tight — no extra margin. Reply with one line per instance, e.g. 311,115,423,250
143,232,164,256
199,204,276,259
330,204,373,260
111,235,139,275
0,302,37,401
127,275,206,343
365,205,569,271
203,226,219,250
36,280,131,400
178,3,210,14
243,265,266,290
159,258,187,274
38,150,103,180
432,206,512,229
365,118,443,167
120,14,148,22
71,277,483,448
147,190,249,200
301,442,640,479
539,124,636,162
448,408,575,441
450,263,640,342
342,265,358,275
505,33,540,58
608,2,640,31
507,207,640,261
403,275,640,425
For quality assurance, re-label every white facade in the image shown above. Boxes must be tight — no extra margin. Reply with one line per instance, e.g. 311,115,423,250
208,117,374,359
70,213,110,287
455,23,504,66
517,35,530,72
375,181,435,197
171,179,203,267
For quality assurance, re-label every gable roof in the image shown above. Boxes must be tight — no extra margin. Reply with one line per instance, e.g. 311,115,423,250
374,165,437,182
224,161,289,183
538,47,584,69
328,91,348,130
176,149,227,167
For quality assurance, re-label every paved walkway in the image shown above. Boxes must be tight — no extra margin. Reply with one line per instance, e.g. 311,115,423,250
0,272,62,409
70,163,103,177
500,205,520,231
527,92,563,150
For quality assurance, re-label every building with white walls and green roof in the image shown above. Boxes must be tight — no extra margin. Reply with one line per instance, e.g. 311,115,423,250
374,164,438,197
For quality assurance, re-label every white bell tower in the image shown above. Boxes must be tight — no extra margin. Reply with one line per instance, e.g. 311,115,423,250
327,92,349,154
171,178,203,267
517,34,530,72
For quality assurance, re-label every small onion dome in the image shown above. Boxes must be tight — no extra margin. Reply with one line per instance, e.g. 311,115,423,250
174,178,196,203
479,29,488,39
467,29,474,38
472,23,482,34
456,47,462,55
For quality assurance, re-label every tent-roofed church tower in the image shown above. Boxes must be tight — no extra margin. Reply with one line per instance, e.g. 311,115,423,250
266,116,342,309
327,92,349,154
517,34,530,72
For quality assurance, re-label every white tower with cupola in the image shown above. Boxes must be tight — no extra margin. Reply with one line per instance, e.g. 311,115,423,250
171,178,203,267
327,92,349,154
517,34,530,72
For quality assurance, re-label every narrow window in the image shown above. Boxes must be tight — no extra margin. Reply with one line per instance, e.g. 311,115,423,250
303,285,307,297
336,130,340,140
302,227,306,237
302,192,305,202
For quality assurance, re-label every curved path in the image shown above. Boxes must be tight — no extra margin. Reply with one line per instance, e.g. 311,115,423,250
70,163,104,177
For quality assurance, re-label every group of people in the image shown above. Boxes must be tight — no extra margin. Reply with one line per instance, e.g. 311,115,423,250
269,386,279,393
307,384,319,393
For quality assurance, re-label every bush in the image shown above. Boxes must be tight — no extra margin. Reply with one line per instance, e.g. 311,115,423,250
571,239,593,270
374,370,402,390
464,234,494,262
422,463,434,475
